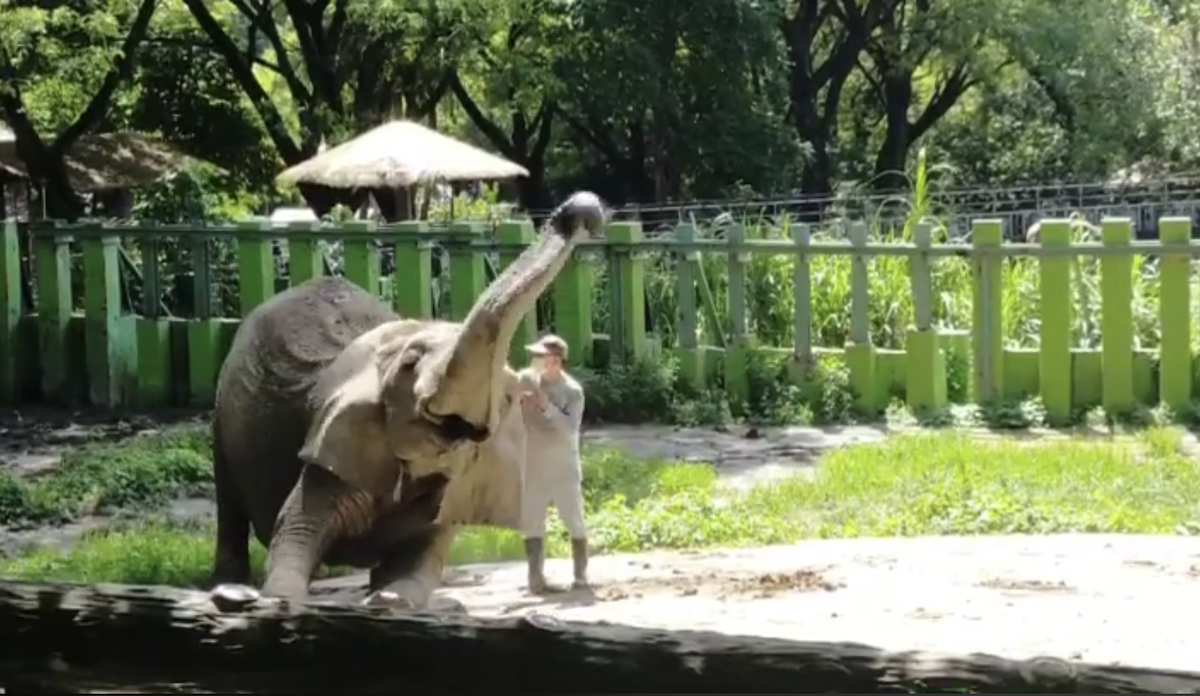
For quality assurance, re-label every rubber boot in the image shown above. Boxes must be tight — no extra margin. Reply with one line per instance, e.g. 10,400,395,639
524,537,548,594
571,537,589,589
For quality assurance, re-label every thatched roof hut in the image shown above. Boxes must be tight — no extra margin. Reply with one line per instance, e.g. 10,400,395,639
0,130,210,191
276,120,528,189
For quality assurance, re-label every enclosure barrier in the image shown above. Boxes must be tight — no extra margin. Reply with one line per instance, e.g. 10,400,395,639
0,216,1194,419
0,579,1197,693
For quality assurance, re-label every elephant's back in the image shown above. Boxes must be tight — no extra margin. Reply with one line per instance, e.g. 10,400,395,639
214,277,399,539
224,277,398,388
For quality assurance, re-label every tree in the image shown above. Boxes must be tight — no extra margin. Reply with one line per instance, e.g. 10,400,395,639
857,0,987,191
178,0,482,213
448,0,565,211
780,0,899,198
133,2,277,196
554,0,797,205
914,0,1175,185
0,0,158,219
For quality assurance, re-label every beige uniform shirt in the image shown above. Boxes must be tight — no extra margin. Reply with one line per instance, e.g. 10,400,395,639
518,368,585,479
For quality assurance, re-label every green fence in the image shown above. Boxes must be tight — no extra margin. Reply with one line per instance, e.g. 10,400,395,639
0,215,1195,420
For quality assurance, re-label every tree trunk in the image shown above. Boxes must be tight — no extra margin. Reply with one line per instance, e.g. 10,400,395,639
871,75,914,193
1,580,1198,694
516,168,552,214
2,120,82,220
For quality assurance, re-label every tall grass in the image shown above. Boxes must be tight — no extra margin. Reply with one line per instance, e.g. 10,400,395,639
575,149,1193,354
133,153,1191,355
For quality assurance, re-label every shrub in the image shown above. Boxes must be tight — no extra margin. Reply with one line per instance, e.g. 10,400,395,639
0,428,212,526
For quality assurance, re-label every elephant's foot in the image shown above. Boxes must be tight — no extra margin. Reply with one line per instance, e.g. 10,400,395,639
209,561,251,589
261,568,313,603
209,544,252,589
262,541,320,602
366,526,457,609
361,588,466,613
261,543,323,603
362,574,437,610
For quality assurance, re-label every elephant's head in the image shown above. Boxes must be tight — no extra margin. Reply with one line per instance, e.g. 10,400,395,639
299,191,606,498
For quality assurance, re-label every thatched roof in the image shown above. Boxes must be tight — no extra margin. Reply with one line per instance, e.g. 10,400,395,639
276,120,529,189
0,131,210,191
0,125,20,181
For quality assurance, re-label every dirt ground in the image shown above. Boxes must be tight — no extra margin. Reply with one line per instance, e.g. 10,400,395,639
318,533,1200,673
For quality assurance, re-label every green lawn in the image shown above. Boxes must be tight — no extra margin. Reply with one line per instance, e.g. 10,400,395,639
2,427,1198,586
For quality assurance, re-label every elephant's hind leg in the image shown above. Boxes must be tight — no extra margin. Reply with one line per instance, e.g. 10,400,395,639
209,446,252,588
366,525,458,610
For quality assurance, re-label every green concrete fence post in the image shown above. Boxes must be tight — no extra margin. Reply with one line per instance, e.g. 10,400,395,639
82,229,124,407
553,227,594,368
34,226,72,404
906,222,946,412
392,221,432,318
499,220,538,365
187,235,221,407
606,221,646,364
448,222,486,320
844,222,878,414
1100,218,1134,415
135,232,171,407
0,221,20,404
342,220,381,296
971,219,1004,403
1158,217,1192,412
1037,220,1073,423
792,223,813,367
287,221,324,286
724,222,752,408
237,219,275,316
672,223,703,388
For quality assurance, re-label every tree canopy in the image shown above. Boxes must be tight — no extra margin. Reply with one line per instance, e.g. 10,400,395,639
0,0,1196,219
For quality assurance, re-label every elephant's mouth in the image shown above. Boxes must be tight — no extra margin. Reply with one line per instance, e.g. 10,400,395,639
397,471,450,515
429,413,490,444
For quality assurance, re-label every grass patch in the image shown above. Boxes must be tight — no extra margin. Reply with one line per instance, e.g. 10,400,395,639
0,427,212,527
5,427,1197,586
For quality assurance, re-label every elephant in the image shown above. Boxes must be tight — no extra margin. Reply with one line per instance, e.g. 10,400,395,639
207,191,606,609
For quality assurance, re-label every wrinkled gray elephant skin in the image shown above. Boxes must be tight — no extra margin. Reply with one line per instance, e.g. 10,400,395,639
208,192,606,610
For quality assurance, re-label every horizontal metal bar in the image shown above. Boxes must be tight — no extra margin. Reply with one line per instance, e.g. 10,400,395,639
27,226,1200,258
27,228,494,244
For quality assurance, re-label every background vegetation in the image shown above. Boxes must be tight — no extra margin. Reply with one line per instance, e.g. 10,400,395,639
4,0,1199,219
4,0,1200,595
5,0,1198,367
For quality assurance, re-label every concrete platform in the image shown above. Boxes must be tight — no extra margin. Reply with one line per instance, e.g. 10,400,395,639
316,534,1200,673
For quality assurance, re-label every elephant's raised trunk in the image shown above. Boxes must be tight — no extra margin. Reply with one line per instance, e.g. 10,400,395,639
429,192,606,433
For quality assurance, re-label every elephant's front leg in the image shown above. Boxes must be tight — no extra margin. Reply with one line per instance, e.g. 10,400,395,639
365,525,458,610
262,464,375,602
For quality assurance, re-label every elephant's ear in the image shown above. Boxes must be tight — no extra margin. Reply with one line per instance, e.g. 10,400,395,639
299,359,398,496
436,372,526,528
